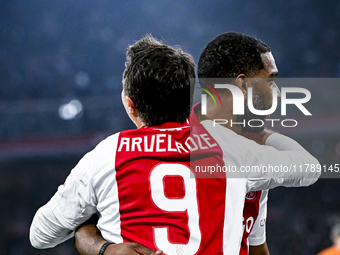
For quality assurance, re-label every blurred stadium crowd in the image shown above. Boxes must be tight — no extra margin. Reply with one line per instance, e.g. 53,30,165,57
0,0,340,254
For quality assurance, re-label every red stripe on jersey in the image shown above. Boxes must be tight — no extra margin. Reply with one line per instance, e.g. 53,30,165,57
114,119,227,254
239,191,262,255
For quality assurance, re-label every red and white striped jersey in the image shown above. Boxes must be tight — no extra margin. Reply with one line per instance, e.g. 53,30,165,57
30,107,320,254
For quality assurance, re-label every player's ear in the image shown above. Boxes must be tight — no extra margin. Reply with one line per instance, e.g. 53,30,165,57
235,74,248,99
125,95,138,115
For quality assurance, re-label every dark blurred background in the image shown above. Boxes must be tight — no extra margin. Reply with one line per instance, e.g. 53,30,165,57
0,0,339,254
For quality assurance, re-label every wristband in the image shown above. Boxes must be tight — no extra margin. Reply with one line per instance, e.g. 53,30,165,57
99,242,114,255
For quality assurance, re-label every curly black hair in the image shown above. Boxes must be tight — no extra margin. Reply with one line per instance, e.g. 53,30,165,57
198,32,270,79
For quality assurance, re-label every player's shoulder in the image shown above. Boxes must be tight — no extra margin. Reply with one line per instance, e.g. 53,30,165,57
80,132,123,184
93,132,121,151
200,120,238,147
92,127,156,158
85,132,122,168
200,120,234,136
200,120,260,145
200,120,263,156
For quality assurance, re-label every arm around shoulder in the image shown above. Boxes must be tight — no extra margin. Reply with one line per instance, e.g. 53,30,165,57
247,133,320,191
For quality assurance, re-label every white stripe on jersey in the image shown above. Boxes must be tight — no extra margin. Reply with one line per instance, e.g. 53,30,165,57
223,178,248,255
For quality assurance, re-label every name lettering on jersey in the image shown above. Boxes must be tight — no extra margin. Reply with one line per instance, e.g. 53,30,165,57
118,134,184,153
145,135,155,152
189,134,217,152
118,133,217,153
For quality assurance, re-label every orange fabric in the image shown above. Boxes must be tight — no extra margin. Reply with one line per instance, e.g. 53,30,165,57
318,246,340,255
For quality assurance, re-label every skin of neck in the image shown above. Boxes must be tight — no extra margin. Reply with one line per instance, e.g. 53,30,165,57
133,116,145,129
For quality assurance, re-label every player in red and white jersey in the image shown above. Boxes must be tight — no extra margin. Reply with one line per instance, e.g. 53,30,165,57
69,104,318,255
73,32,277,255
30,34,320,255
71,32,317,255
30,34,197,254
197,32,272,255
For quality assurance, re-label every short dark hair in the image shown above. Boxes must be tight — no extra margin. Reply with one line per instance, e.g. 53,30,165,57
198,32,271,79
123,35,195,126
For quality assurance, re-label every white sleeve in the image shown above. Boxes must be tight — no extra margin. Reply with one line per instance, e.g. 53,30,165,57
200,121,320,191
248,190,268,246
246,133,320,191
29,133,119,249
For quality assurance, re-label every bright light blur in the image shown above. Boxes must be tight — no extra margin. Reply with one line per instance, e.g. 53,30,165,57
58,99,83,120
